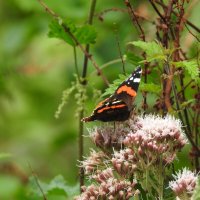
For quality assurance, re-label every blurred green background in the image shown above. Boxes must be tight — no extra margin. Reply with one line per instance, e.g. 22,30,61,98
0,0,199,199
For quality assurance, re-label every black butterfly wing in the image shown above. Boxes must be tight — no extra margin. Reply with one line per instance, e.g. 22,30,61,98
82,96,129,122
113,66,142,110
82,66,142,122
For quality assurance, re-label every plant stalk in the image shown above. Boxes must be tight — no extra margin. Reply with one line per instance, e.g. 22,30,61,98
79,0,97,192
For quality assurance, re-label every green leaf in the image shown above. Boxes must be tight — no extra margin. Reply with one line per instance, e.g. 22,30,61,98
29,175,79,198
48,19,97,46
129,41,166,62
140,82,161,94
48,20,75,46
75,25,97,44
101,74,128,97
173,60,200,84
125,52,143,65
48,175,68,194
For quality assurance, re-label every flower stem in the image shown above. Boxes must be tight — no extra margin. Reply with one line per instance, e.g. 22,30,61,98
158,160,164,200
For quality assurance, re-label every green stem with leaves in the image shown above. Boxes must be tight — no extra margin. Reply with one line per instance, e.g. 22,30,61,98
79,0,97,192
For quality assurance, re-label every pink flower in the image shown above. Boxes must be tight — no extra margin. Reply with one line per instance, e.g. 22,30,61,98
124,115,187,165
169,168,198,198
80,150,107,175
75,168,137,200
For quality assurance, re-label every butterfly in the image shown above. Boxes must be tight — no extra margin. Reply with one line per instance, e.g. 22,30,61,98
82,66,142,122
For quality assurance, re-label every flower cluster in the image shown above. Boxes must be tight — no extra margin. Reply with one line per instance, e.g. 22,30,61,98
169,168,198,199
112,148,137,176
80,150,107,175
75,168,137,200
123,115,187,165
90,125,130,150
76,114,188,200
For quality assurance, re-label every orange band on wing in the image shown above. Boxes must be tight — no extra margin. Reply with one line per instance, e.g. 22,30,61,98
97,104,126,113
116,85,136,97
95,98,109,109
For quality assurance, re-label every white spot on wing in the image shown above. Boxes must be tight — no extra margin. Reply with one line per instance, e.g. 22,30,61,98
112,100,123,104
133,78,141,83
129,77,133,81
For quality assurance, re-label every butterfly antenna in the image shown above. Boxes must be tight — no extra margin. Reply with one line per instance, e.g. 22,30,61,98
114,23,126,74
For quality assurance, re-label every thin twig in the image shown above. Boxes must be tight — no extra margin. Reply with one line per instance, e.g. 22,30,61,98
28,163,47,200
73,47,80,82
155,0,200,33
184,22,200,42
114,26,125,74
124,0,148,112
95,8,152,22
149,0,166,23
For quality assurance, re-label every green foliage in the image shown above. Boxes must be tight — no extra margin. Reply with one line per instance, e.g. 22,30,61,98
129,41,167,62
140,82,161,95
48,19,97,46
55,86,76,119
1,0,200,199
74,78,88,117
102,74,161,98
0,152,11,159
55,76,88,118
173,60,200,84
125,51,143,65
0,175,26,200
192,178,200,199
29,175,79,199
101,74,128,97
180,99,195,109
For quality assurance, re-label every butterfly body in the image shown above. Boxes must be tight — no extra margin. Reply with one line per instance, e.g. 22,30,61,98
82,66,142,122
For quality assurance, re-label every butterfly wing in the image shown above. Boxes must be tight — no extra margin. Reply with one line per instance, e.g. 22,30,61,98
114,66,142,110
82,66,142,122
82,98,129,122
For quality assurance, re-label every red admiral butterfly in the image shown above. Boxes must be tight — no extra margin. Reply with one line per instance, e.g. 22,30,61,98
82,66,142,122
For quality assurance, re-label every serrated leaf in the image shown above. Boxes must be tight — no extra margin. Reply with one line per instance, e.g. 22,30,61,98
140,82,161,94
125,52,143,65
129,41,166,62
75,25,97,44
48,19,97,46
48,20,75,46
101,74,128,97
173,60,200,83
